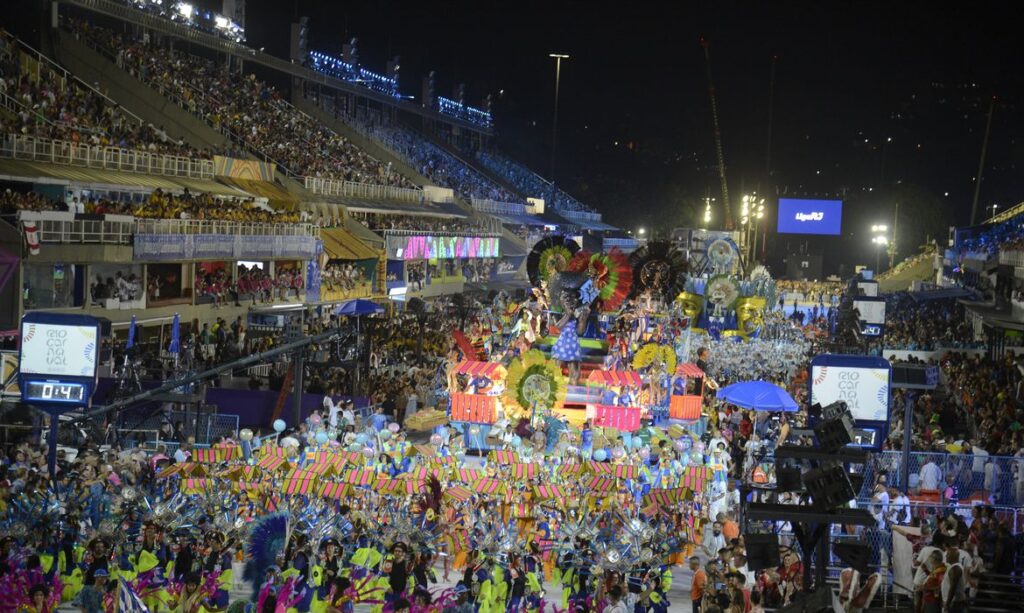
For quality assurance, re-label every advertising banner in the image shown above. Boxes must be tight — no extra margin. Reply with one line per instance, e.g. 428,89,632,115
386,235,501,260
135,235,316,261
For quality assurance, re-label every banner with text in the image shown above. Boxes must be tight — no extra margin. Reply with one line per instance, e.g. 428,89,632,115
135,234,316,261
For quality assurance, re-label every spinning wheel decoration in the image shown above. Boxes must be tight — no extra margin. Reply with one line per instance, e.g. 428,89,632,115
565,247,634,311
527,236,581,287
628,241,688,302
504,349,567,415
704,274,740,313
707,238,737,272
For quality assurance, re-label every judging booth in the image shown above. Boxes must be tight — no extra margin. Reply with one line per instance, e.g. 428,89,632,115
585,370,644,431
669,362,705,421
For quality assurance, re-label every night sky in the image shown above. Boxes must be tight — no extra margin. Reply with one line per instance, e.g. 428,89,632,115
10,0,1024,273
244,0,1024,271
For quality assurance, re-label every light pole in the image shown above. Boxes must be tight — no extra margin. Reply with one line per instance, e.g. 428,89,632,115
703,197,714,227
549,53,569,186
872,224,889,273
989,204,999,221
741,193,765,266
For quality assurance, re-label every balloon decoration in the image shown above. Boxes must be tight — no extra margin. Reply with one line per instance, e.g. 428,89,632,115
308,414,322,427
593,449,609,462
503,349,568,416
526,235,581,287
238,429,253,442
314,431,329,445
430,433,443,446
379,430,392,442
388,423,401,434
272,419,286,433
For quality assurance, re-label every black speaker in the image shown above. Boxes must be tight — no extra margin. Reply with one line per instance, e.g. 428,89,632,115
744,533,781,571
803,465,856,511
814,413,854,453
776,466,804,492
834,541,872,573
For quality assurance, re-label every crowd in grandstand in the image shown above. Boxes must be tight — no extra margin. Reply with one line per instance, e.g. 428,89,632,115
91,271,142,304
68,19,416,188
322,261,370,294
1,30,200,156
350,211,491,234
776,279,845,306
477,151,596,214
363,121,522,203
196,265,303,308
0,186,302,223
881,294,979,350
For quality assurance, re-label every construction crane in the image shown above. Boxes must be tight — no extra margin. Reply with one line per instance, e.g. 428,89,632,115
699,36,732,230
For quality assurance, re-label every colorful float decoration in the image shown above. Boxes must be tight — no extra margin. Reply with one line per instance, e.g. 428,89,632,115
526,235,581,287
564,247,634,311
503,349,568,417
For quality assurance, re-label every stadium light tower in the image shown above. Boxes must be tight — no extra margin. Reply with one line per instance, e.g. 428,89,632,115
549,53,570,189
871,224,889,273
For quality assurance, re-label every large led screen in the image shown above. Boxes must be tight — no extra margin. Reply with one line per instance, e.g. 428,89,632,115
777,198,843,235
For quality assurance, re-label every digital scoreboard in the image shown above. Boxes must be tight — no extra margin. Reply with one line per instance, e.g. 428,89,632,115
18,312,102,476
809,354,892,450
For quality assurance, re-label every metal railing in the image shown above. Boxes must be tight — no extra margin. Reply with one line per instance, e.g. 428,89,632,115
135,218,317,237
0,133,215,179
382,228,502,238
860,450,1024,507
603,237,640,249
559,208,603,222
998,249,1024,267
20,214,134,245
471,198,528,216
303,176,424,203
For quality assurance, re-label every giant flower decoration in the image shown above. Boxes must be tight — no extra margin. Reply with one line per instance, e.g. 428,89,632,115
504,349,567,415
632,342,677,376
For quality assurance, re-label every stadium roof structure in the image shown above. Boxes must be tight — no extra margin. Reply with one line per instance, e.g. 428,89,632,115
0,158,249,198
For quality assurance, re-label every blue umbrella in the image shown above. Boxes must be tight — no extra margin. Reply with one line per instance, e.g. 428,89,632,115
716,380,798,412
168,312,180,354
127,314,136,349
333,299,384,317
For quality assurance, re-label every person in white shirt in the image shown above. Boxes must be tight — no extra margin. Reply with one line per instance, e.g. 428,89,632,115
324,395,341,429
970,440,989,474
869,485,890,529
341,401,355,428
983,459,1000,495
919,459,942,491
888,487,911,526
940,548,967,611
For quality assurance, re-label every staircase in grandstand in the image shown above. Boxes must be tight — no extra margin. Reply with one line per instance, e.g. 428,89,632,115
269,364,295,423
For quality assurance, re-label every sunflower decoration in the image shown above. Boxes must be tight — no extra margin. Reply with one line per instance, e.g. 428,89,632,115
504,349,568,416
628,241,688,302
704,274,740,314
527,235,581,287
632,342,677,376
565,247,634,311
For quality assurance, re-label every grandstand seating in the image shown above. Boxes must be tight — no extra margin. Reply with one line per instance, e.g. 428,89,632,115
477,151,597,214
66,19,417,189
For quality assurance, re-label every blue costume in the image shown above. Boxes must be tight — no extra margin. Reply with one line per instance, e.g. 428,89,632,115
552,314,581,362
